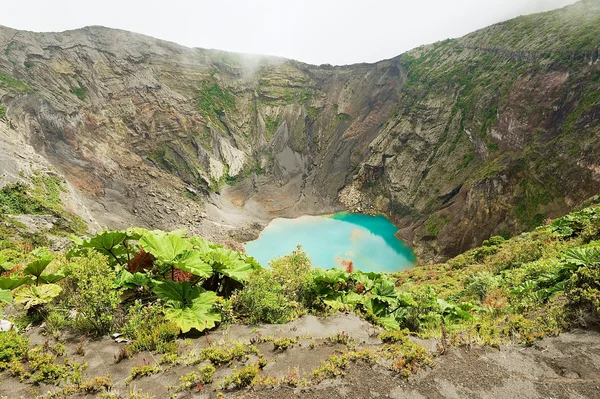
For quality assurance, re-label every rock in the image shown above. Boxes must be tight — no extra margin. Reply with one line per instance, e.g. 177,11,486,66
0,320,16,332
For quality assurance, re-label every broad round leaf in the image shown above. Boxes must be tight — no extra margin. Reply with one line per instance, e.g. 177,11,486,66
38,270,67,284
0,289,12,304
23,255,54,277
174,251,212,278
161,287,221,333
209,248,255,282
0,277,32,290
14,284,62,309
152,280,200,305
140,231,192,263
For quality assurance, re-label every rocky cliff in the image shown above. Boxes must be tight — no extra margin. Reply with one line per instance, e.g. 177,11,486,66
0,0,599,263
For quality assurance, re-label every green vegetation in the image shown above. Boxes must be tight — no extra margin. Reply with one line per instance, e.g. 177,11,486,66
272,337,297,351
196,75,236,134
0,173,87,235
120,301,180,356
263,114,281,139
423,213,452,237
63,250,121,335
0,169,599,394
0,105,5,118
219,362,261,389
0,71,32,94
467,1,600,52
514,178,551,230
177,363,215,391
70,82,87,100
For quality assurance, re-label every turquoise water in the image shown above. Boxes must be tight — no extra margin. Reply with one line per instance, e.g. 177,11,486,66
244,212,416,273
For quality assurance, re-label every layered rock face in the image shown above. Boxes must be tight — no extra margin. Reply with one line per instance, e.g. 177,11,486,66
0,0,599,263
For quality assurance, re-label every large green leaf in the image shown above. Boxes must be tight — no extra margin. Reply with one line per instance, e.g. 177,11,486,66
350,270,379,291
0,289,12,304
115,270,150,289
23,254,54,277
0,254,13,272
371,278,399,305
209,248,255,282
174,251,212,278
313,268,347,285
37,271,67,284
378,314,401,330
86,230,127,251
123,227,150,241
189,236,211,253
152,280,200,305
0,276,32,290
13,284,62,309
164,297,221,333
139,231,192,263
563,246,600,266
68,230,130,266
364,297,388,317
154,280,221,333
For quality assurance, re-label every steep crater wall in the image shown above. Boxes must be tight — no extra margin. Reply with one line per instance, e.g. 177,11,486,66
0,1,599,263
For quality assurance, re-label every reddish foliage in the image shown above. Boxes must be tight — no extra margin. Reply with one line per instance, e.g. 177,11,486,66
127,249,154,273
354,282,365,294
341,259,354,273
171,268,194,282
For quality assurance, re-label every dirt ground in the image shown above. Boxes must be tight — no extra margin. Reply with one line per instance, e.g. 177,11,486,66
2,314,600,399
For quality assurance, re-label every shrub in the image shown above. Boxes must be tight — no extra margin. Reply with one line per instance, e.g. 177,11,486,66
566,265,600,314
464,271,498,301
232,269,298,324
270,245,315,306
483,236,505,247
312,354,349,382
121,300,180,356
0,330,29,363
473,246,498,262
63,250,121,335
380,341,433,377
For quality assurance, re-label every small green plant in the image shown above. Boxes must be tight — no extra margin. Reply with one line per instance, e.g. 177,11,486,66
0,105,5,118
464,271,498,301
44,310,67,338
197,342,258,366
81,375,112,393
312,354,349,382
128,364,160,382
327,330,351,345
378,329,410,344
219,362,260,389
379,341,433,378
70,82,87,100
272,337,298,351
159,352,179,366
177,363,215,391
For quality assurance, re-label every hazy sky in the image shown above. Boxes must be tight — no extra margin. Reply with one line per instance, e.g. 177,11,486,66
0,0,578,65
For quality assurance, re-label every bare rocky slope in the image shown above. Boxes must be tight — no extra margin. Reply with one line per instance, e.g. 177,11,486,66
1,0,600,262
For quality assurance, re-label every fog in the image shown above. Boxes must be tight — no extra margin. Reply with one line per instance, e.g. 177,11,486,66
0,0,578,65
